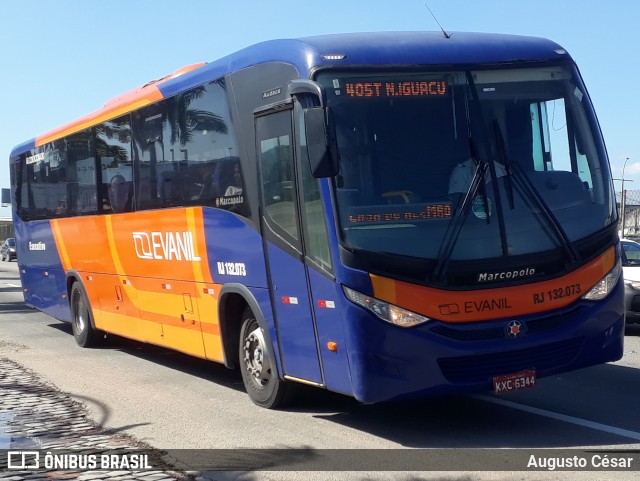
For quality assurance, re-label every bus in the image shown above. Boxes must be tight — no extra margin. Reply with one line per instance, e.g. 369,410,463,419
9,32,624,408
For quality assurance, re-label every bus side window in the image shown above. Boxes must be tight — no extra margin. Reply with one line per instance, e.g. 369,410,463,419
97,115,133,214
191,165,216,201
208,159,243,199
108,173,133,213
261,137,298,238
298,110,332,271
257,111,300,241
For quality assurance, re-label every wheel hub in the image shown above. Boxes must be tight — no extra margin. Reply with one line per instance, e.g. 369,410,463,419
243,326,272,388
73,294,86,333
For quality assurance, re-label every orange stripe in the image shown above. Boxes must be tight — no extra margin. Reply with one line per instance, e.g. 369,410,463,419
91,284,220,336
50,220,72,271
200,323,221,335
36,87,164,146
95,299,220,335
137,309,205,332
187,207,213,284
371,247,616,323
34,62,206,147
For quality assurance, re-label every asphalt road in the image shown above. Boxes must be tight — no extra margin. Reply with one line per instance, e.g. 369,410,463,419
1,260,639,480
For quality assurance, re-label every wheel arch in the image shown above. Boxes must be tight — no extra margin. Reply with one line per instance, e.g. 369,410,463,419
65,270,97,329
218,283,278,374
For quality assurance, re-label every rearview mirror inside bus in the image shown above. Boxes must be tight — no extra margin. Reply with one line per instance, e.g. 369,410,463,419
304,107,338,178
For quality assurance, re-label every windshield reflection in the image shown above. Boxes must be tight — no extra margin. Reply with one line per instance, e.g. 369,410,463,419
318,66,614,270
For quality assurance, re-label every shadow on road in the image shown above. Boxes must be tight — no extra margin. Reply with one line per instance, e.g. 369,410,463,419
48,321,246,394
303,362,640,449
625,323,640,336
44,318,640,450
0,301,35,313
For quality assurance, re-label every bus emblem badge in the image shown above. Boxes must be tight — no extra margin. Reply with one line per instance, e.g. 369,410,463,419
507,320,523,338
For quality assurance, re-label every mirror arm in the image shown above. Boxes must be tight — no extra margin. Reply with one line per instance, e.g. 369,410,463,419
288,80,324,107
288,80,339,178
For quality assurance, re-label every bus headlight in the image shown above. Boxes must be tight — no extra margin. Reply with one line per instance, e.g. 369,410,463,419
343,286,431,327
581,260,621,300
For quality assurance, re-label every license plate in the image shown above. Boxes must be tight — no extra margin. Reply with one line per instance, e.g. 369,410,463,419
493,369,536,394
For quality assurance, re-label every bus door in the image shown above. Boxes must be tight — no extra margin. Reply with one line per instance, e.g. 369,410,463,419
255,107,324,385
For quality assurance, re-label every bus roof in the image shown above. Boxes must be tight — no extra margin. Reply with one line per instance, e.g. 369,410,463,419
12,31,568,157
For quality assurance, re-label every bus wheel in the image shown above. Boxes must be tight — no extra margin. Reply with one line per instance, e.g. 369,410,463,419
239,307,293,409
70,283,103,348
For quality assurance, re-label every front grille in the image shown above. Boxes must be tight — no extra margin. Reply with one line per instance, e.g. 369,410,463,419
431,306,580,342
525,308,580,333
430,325,504,341
437,337,583,384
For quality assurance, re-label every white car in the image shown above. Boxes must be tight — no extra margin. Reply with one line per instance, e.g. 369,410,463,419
621,239,640,324
0,238,16,262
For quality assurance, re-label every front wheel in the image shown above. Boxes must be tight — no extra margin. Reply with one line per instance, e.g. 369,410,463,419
239,307,294,409
70,282,103,348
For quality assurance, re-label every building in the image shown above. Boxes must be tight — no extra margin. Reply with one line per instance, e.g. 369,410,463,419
0,217,13,241
617,189,640,237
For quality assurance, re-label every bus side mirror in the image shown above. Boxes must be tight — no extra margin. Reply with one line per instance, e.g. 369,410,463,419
304,107,338,178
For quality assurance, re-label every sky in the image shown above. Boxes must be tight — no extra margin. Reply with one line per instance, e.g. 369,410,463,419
1,0,638,218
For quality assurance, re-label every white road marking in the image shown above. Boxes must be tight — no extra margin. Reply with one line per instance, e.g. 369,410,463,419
3,283,20,287
474,394,640,441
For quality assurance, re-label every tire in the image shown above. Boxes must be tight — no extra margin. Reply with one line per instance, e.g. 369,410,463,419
70,282,103,348
239,307,294,409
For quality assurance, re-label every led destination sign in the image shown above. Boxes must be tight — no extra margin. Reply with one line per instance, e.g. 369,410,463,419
344,80,448,98
348,203,452,225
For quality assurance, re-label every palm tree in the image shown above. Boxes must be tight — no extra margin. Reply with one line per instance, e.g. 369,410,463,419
95,118,130,162
165,81,228,147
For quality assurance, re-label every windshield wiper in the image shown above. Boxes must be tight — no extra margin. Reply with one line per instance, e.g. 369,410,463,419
465,72,510,258
432,158,487,281
492,120,580,265
510,162,580,264
432,72,512,281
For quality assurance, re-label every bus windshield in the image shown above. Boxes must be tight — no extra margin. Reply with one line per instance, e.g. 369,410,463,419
318,66,615,271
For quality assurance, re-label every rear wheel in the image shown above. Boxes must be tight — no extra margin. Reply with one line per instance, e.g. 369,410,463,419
70,282,103,347
239,307,294,409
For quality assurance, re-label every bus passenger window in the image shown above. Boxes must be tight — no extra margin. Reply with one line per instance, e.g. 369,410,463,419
194,169,215,200
108,173,133,213
97,116,133,214
223,163,243,196
207,159,247,215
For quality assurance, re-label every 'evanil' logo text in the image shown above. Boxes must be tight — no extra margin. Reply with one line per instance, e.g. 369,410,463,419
132,231,201,261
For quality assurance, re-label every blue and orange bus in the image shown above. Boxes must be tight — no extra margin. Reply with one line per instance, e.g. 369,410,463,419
9,32,623,408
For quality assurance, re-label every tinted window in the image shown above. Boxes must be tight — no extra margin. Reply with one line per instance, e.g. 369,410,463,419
298,110,332,271
17,129,97,220
132,79,247,215
622,242,640,264
319,66,613,265
257,110,299,241
97,116,133,213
